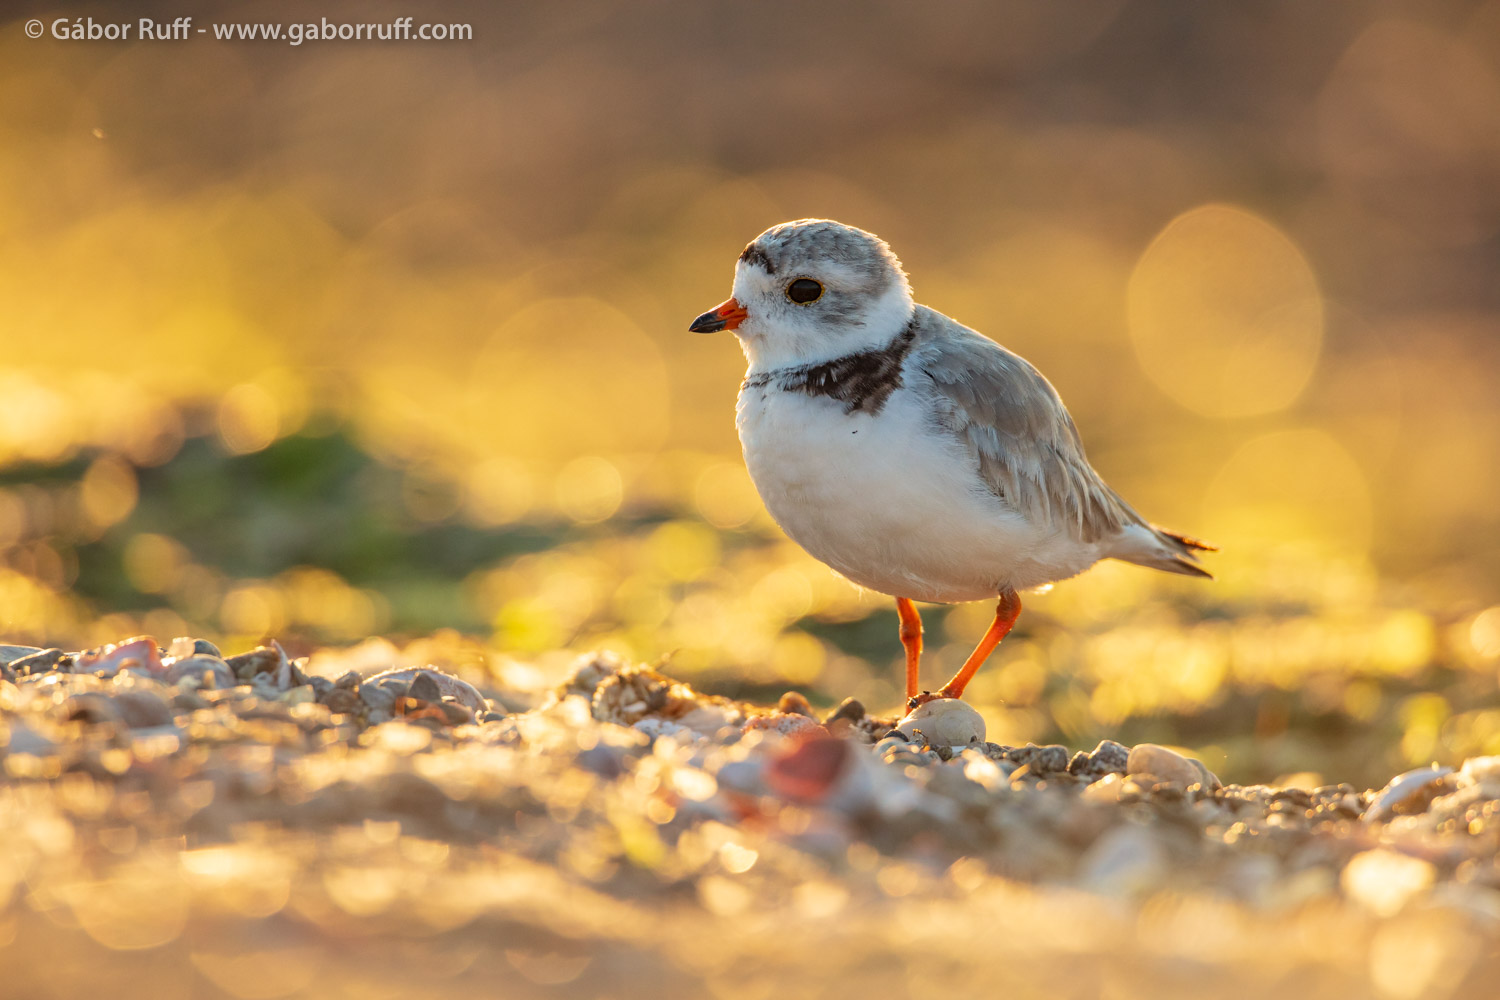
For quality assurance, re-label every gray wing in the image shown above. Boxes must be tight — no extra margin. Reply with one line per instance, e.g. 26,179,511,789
908,306,1142,543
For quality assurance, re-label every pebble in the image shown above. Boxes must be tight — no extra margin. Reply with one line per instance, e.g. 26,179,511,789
824,697,865,726
167,636,221,660
0,645,45,666
322,687,363,715
777,691,815,717
369,667,488,714
8,648,67,675
1127,743,1219,789
64,693,122,726
895,698,986,747
227,646,283,681
164,655,234,689
111,690,174,728
408,671,443,704
77,637,162,676
283,685,316,706
1005,743,1073,774
10,630,1500,954
765,737,853,802
556,651,625,699
1080,740,1130,777
1363,765,1455,824
359,684,397,713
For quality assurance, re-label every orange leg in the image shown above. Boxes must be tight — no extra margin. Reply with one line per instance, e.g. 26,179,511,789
895,597,923,700
912,590,1022,707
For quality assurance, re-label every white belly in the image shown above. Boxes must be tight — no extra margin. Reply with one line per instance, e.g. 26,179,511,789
736,385,1103,602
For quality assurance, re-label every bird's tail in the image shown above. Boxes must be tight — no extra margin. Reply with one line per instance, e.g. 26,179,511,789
1110,523,1217,579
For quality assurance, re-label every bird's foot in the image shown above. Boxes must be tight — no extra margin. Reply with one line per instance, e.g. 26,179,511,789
905,689,960,712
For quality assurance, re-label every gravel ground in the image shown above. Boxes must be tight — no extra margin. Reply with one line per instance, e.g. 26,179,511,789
3,636,1499,1000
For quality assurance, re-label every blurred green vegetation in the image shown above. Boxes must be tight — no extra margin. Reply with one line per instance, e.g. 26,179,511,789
3,0,1500,785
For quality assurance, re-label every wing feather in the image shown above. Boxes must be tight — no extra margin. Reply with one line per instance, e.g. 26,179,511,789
908,307,1141,544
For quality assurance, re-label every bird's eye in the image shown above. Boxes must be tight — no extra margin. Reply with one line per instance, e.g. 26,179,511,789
786,278,823,304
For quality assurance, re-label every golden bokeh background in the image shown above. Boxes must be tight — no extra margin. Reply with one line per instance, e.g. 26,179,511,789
4,0,1500,783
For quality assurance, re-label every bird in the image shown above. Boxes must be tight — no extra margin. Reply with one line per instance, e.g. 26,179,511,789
689,219,1214,710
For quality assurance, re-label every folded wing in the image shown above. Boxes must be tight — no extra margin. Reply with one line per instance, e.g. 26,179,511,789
910,306,1212,577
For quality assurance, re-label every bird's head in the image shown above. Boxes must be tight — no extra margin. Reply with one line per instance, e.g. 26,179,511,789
689,219,914,370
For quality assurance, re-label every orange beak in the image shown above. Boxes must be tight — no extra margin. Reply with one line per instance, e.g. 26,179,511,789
689,297,748,334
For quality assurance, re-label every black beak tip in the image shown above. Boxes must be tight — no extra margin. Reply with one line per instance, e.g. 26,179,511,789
689,311,725,334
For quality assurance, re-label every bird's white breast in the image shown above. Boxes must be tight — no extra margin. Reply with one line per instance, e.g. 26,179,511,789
736,380,1104,603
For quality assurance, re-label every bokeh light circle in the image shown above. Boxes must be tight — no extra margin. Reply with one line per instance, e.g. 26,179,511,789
1201,428,1371,552
1128,204,1324,419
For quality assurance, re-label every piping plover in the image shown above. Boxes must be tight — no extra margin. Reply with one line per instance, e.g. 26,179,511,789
690,219,1214,708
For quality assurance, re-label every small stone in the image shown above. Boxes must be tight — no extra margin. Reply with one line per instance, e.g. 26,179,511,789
310,676,333,696
1364,766,1455,824
112,690,174,728
288,658,313,689
480,709,507,723
368,667,488,714
714,758,765,794
1082,772,1126,803
167,636,221,660
1127,743,1216,788
0,645,44,666
9,648,67,675
227,647,282,680
1089,740,1130,775
556,652,625,699
1188,757,1222,790
359,685,396,713
1007,743,1070,773
172,690,210,711
824,697,865,725
335,670,362,690
281,685,315,706
591,666,673,725
765,736,853,803
777,691,815,717
322,687,363,715
741,713,825,738
65,693,122,725
78,637,162,677
895,699,986,747
164,656,234,689
575,744,625,780
408,671,443,704
1459,756,1500,787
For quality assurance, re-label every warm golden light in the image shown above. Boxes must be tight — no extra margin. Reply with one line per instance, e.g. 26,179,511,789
1127,204,1324,419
